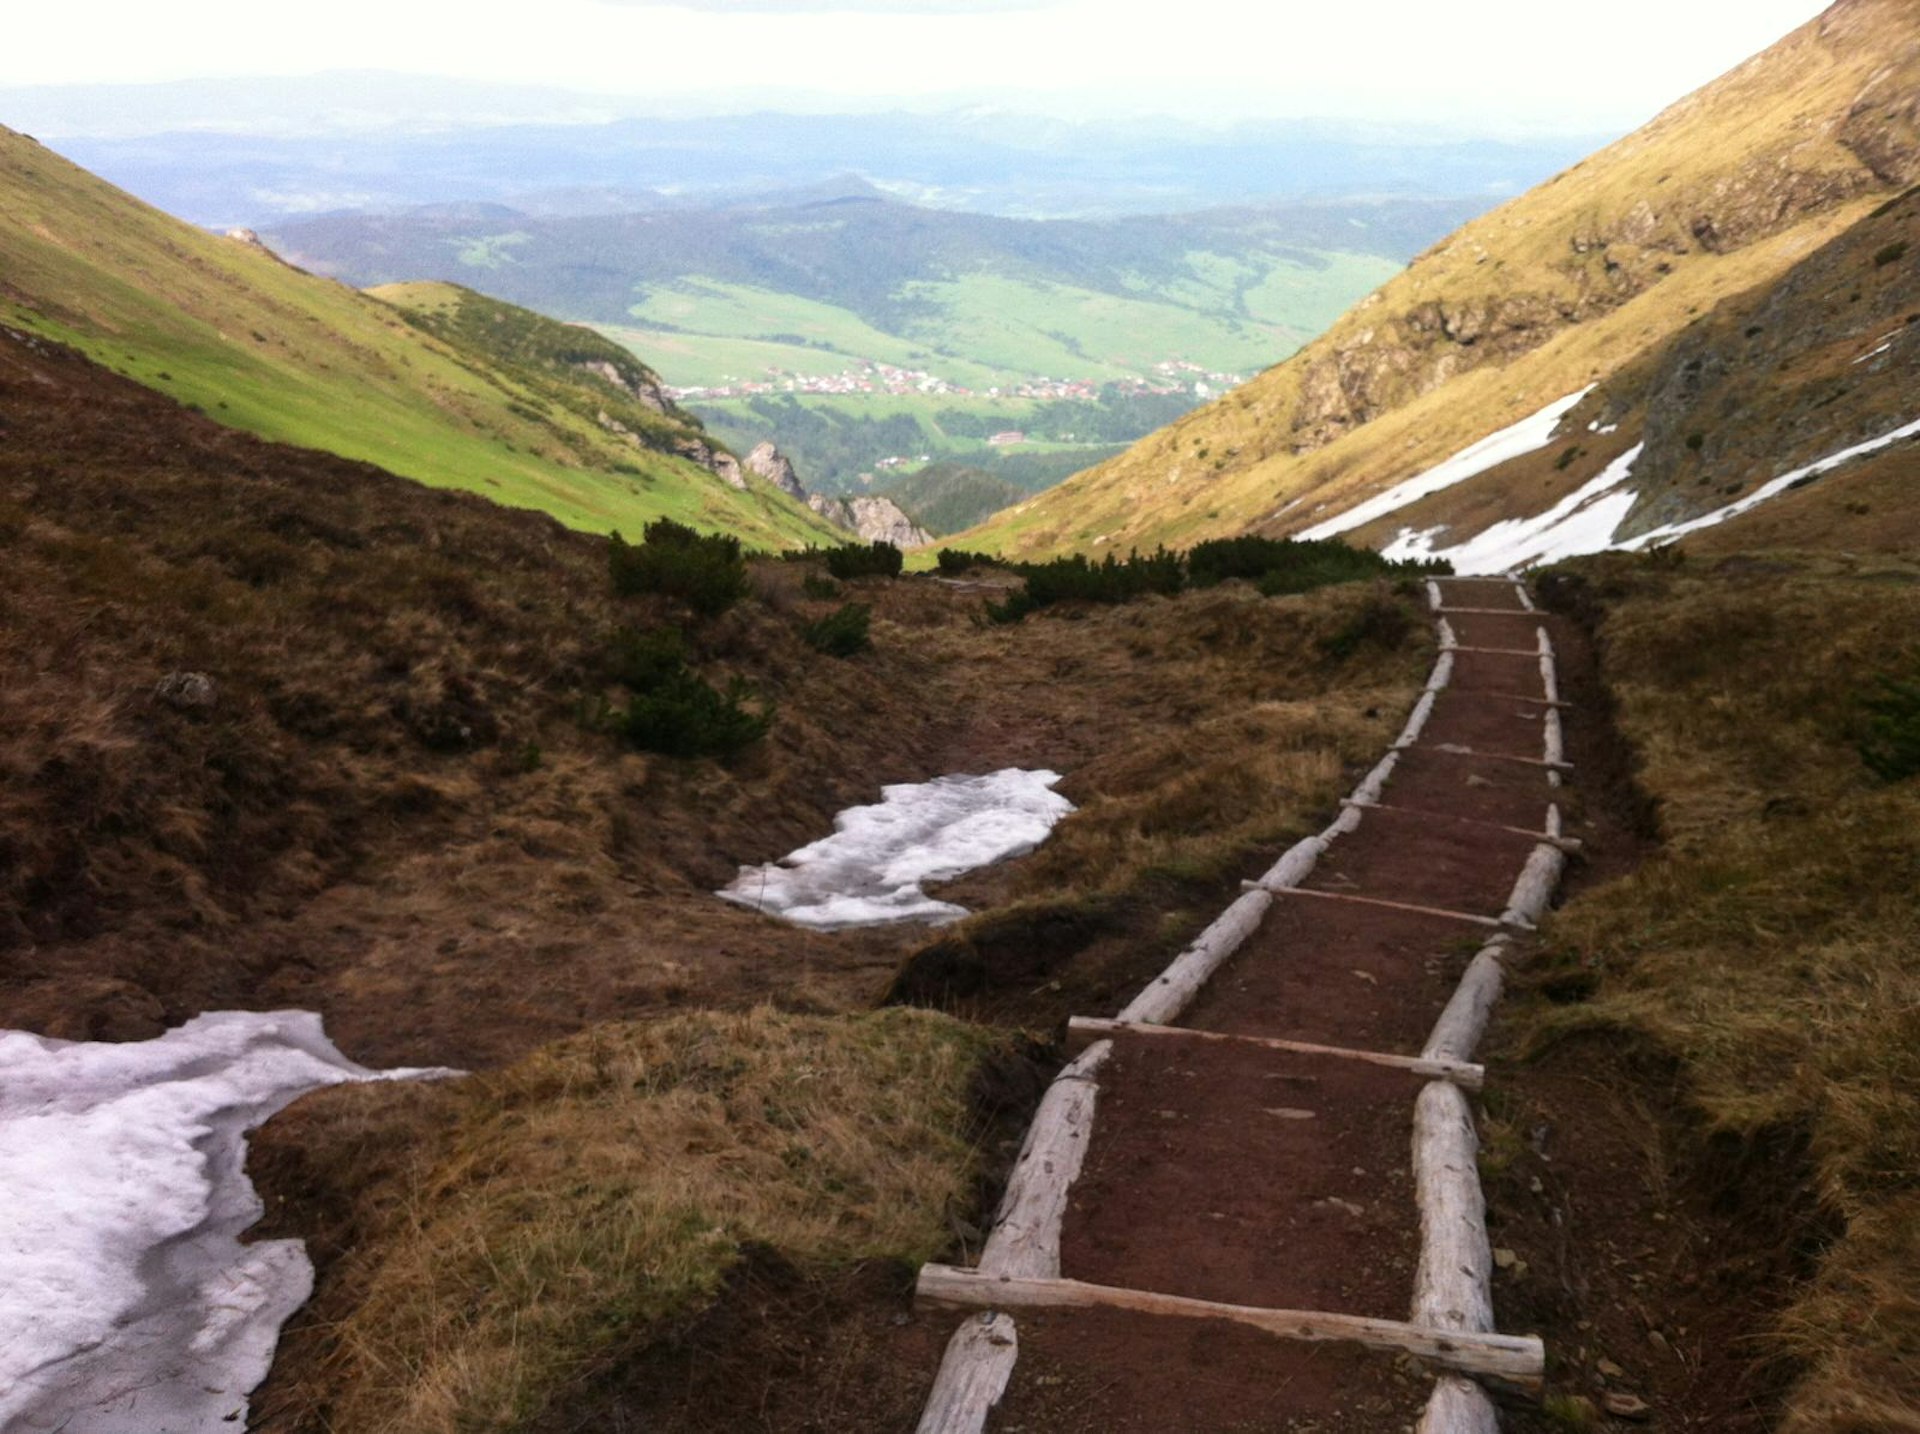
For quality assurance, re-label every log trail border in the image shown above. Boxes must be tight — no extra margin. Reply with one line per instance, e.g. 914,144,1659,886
914,575,1569,1433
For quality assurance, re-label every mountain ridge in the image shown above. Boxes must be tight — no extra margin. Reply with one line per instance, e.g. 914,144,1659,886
963,0,1920,561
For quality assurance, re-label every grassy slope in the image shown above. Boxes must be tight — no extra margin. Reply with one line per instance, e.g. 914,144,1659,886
964,0,1917,558
1531,553,1920,1429
0,127,840,549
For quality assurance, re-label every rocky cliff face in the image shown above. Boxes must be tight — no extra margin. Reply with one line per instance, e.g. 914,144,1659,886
806,494,934,549
744,441,807,501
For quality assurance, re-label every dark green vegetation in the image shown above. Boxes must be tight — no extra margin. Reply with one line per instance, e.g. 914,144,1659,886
608,519,750,618
801,603,873,658
984,536,1448,622
1859,670,1920,782
0,127,842,549
823,541,907,581
878,463,1029,536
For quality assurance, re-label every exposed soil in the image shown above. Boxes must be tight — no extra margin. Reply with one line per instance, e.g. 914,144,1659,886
989,1309,1434,1433
1062,1036,1424,1318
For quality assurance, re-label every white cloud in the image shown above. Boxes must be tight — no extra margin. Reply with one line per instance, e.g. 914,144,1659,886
0,0,1834,133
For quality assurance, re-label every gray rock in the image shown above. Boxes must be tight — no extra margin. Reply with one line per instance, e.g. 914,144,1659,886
154,671,217,711
807,494,933,548
744,441,807,501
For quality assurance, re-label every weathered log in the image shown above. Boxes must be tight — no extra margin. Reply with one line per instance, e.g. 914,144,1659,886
1398,742,1574,772
915,1267,1544,1387
1350,750,1401,806
1435,606,1538,617
1543,707,1566,767
1427,649,1457,694
1500,841,1566,929
915,1313,1019,1434
1263,884,1515,929
1513,581,1537,614
1420,1375,1501,1434
1446,644,1549,658
1422,938,1511,1065
1116,889,1272,1026
1397,690,1440,748
1065,1017,1485,1089
1427,579,1446,611
979,1040,1112,1279
1538,630,1561,707
1411,1080,1495,1336
1259,832,1328,892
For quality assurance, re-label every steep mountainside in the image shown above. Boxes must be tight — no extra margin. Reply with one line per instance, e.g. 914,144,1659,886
968,0,1920,560
0,127,841,549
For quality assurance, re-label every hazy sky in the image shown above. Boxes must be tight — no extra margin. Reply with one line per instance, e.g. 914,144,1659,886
5,0,1834,132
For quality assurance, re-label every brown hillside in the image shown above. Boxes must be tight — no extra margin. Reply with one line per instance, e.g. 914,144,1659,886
969,0,1918,558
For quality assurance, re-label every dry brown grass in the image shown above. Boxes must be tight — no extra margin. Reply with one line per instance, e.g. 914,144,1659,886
1526,551,1920,1429
261,1007,1011,1434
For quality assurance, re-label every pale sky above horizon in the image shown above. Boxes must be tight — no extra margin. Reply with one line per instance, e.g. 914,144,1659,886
5,0,1835,133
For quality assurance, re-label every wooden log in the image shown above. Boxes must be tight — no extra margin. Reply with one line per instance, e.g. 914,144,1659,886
1262,884,1518,930
915,1313,1019,1434
1538,632,1562,707
1426,649,1457,694
1445,644,1549,658
1437,616,1459,651
1397,689,1440,748
1258,832,1327,892
1116,889,1272,1026
1514,582,1537,614
979,1040,1112,1279
1065,1017,1485,1090
1427,578,1446,612
1422,938,1511,1065
915,1267,1544,1387
1452,690,1572,710
1543,707,1566,768
1339,800,1581,852
1420,1375,1501,1434
1500,841,1567,929
1412,1080,1496,1336
1397,742,1574,772
1435,606,1536,617
1350,750,1400,806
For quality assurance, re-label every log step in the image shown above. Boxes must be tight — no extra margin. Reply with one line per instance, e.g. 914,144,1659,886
914,1266,1546,1389
1396,742,1574,772
1063,1017,1485,1090
1442,644,1547,658
1435,606,1547,617
1250,882,1532,931
1340,800,1582,852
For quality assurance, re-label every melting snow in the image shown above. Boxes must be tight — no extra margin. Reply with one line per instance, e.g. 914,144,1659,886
1297,387,1593,541
719,769,1074,929
1383,415,1920,574
0,1012,455,1433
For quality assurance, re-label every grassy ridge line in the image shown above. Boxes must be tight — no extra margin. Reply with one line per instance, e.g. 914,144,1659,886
0,127,841,550
1533,553,1920,1428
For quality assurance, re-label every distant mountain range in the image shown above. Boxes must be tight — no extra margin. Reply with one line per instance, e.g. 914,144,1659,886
17,99,1609,226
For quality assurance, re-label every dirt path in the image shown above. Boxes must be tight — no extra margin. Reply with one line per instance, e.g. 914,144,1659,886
916,576,1580,1432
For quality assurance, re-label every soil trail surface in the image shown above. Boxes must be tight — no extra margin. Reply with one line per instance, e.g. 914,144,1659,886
931,576,1577,1431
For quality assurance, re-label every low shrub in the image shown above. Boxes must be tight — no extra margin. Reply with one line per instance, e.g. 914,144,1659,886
611,671,771,759
803,602,872,657
800,570,840,600
823,541,904,580
936,548,996,574
1317,593,1415,660
1859,673,1920,782
602,619,770,759
608,518,747,617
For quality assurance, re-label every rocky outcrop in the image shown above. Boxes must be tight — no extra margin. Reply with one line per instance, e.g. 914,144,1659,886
807,494,933,549
670,435,746,489
577,358,670,414
744,441,807,501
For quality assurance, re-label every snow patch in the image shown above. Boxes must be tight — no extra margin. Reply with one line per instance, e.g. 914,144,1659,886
1297,387,1592,541
1384,445,1646,575
1384,415,1920,574
0,1012,456,1433
719,769,1074,929
1619,415,1920,549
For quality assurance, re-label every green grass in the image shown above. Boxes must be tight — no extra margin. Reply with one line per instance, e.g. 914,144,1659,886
0,128,842,551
